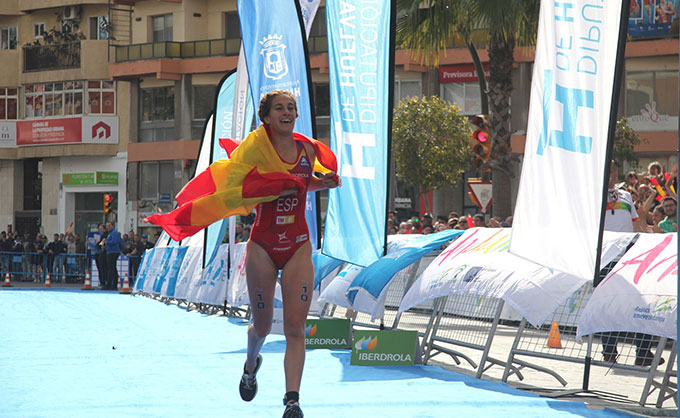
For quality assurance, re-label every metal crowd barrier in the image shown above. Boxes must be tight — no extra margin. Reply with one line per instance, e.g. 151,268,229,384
0,250,139,286
501,281,675,406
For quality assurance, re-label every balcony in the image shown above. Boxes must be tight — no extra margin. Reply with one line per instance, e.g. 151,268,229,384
23,42,80,72
115,38,240,62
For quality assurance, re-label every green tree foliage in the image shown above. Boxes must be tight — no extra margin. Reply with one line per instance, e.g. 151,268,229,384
392,96,473,201
613,117,646,171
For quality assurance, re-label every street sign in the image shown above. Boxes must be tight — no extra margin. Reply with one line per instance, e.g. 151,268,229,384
467,180,492,213
158,193,171,204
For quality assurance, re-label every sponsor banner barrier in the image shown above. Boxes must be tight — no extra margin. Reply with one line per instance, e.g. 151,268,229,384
304,318,351,349
577,232,677,339
351,329,418,366
399,228,636,327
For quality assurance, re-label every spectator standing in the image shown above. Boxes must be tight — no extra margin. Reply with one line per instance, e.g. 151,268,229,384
95,224,108,289
0,231,11,274
75,233,86,275
601,162,658,366
21,232,36,281
46,234,66,283
104,221,123,290
658,197,677,233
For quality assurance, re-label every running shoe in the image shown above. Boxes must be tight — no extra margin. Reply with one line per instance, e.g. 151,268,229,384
239,354,262,402
282,401,304,418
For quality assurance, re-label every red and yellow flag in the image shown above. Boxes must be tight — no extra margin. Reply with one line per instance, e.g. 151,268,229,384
146,125,337,241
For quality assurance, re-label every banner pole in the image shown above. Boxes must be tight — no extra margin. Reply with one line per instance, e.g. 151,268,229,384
384,0,397,256
592,0,631,289
586,0,631,394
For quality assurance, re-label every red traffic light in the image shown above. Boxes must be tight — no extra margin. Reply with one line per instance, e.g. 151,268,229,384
473,130,489,143
104,194,113,202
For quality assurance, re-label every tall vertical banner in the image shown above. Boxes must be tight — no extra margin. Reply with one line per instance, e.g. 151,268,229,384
207,70,254,267
237,0,320,248
510,1,628,279
322,1,394,266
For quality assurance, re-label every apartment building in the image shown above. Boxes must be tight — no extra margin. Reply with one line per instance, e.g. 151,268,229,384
0,0,677,237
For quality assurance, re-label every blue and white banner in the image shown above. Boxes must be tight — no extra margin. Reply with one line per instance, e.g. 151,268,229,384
209,71,254,267
319,231,459,320
173,246,202,300
133,248,153,292
312,249,344,289
160,246,188,298
299,0,322,36
237,0,320,248
510,1,626,279
323,1,393,266
197,244,229,305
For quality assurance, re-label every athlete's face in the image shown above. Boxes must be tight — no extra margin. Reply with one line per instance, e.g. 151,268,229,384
263,95,297,135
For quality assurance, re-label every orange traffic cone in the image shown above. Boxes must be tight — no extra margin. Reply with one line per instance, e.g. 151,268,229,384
44,272,51,288
2,271,12,287
546,321,563,348
81,270,93,290
119,273,131,294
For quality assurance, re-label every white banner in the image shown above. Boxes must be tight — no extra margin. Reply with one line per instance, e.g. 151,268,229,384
197,244,229,306
399,228,636,327
173,246,202,300
227,242,249,307
510,1,625,280
577,233,677,339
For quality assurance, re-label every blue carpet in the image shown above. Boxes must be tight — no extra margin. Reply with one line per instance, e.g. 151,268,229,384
0,289,632,417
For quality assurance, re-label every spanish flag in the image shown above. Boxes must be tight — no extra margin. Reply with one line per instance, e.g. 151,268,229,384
145,125,338,241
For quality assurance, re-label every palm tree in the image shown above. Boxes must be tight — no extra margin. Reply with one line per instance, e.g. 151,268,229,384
396,0,539,217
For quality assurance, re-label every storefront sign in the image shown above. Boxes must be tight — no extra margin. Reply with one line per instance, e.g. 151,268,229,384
439,63,490,84
62,172,95,186
304,318,351,349
350,329,418,366
0,121,16,148
15,116,119,146
96,171,118,185
17,117,82,146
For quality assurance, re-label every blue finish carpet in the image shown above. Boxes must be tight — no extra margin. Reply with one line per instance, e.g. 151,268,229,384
1,289,632,417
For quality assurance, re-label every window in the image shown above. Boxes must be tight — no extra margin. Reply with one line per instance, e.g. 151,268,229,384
308,7,327,53
626,70,679,131
140,86,175,142
89,16,110,40
0,26,17,50
441,83,482,115
395,80,422,105
224,12,240,55
313,82,330,139
152,14,173,42
192,85,216,121
87,80,115,114
0,88,18,120
141,86,174,122
23,81,106,118
139,161,176,200
34,23,45,38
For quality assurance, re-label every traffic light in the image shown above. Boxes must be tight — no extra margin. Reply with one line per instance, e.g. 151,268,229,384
470,114,491,172
103,193,113,215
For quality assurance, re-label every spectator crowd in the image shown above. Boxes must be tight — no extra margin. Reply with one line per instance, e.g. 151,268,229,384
0,225,156,286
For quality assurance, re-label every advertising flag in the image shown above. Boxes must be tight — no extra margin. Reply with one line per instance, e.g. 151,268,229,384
322,1,394,266
510,1,628,279
237,0,320,247
207,70,254,267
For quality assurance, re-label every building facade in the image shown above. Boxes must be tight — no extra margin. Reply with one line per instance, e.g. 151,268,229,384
0,0,677,238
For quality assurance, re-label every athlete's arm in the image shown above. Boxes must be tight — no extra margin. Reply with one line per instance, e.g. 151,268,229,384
308,172,339,192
